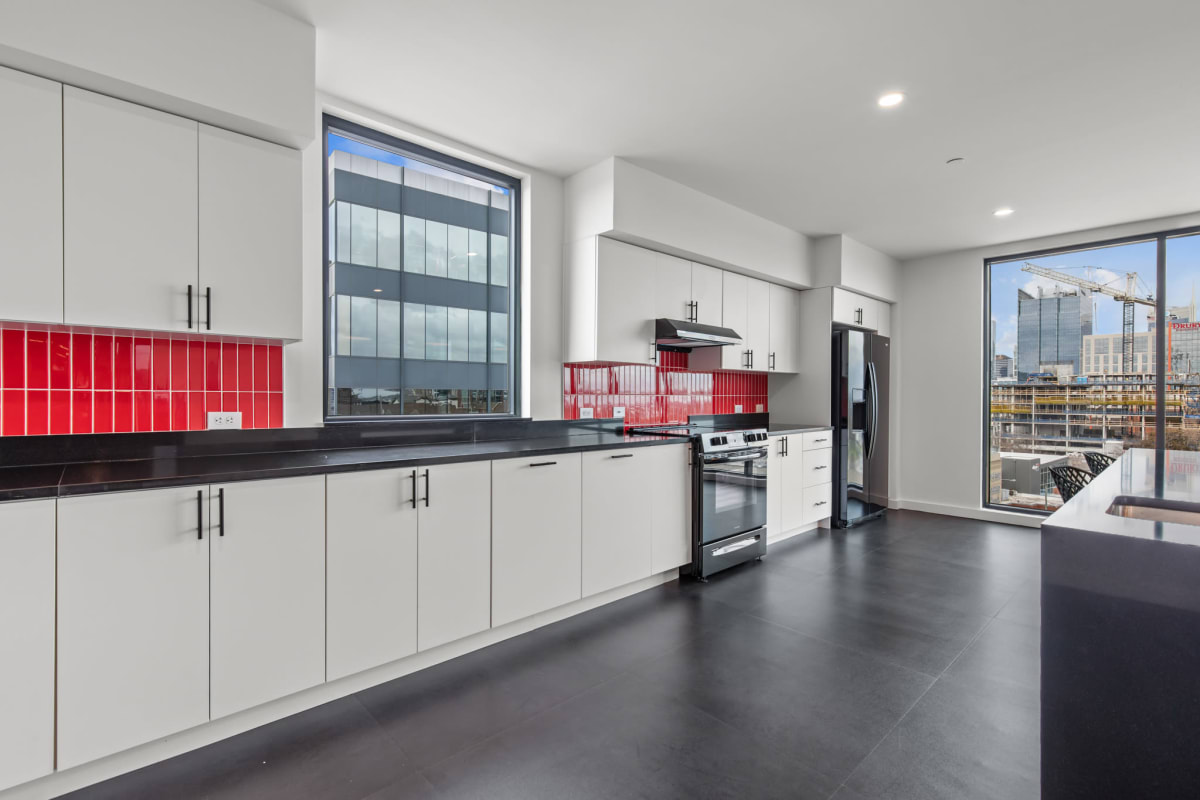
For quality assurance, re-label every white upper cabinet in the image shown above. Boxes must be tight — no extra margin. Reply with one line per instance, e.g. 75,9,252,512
57,487,210,769
690,262,724,326
721,271,750,370
581,449,654,597
64,87,198,332
596,237,658,364
0,499,56,791
209,476,325,719
0,67,62,325
746,277,772,369
768,284,802,373
653,252,693,322
199,124,302,339
832,287,890,336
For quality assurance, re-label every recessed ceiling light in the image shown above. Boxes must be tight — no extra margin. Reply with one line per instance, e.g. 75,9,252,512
877,92,905,108
994,207,1015,217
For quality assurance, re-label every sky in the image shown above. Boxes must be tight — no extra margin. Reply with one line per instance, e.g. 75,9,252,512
327,132,510,195
990,234,1200,360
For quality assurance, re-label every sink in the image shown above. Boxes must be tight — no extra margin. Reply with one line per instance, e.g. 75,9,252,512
1107,495,1200,526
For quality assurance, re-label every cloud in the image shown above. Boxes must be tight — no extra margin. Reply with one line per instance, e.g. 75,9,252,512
995,314,1017,358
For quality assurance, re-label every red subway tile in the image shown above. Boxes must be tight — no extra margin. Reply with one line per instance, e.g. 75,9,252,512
238,344,253,392
71,333,92,389
134,391,152,432
114,336,133,390
206,342,222,391
27,390,48,436
268,393,283,428
223,392,238,417
151,339,170,391
207,392,223,415
238,391,254,428
171,340,188,391
26,331,48,390
71,391,92,434
114,391,133,433
189,392,205,430
222,342,238,392
253,345,268,391
93,390,114,434
253,392,268,429
188,340,205,391
134,338,152,390
50,332,70,390
2,389,24,435
50,390,71,435
152,391,171,431
268,345,283,392
171,392,188,430
93,335,113,390
2,329,24,388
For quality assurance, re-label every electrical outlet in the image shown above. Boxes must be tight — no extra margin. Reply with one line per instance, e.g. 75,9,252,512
756,403,764,413
614,406,626,419
207,411,243,430
734,404,743,413
580,407,594,419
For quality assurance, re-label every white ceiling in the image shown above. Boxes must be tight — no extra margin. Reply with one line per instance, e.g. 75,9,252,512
258,0,1200,260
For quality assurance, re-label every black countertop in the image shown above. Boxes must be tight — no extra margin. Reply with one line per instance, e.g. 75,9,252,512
763,423,834,435
0,428,684,502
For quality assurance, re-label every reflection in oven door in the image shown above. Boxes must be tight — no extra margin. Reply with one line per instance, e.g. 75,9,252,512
700,451,768,545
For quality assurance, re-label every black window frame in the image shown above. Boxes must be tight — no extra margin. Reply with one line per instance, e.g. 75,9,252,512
321,114,522,422
982,223,1200,514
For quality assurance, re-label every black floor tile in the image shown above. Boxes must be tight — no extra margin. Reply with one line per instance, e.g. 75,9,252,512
996,579,1041,628
361,772,440,799
422,673,839,800
881,522,1041,581
943,617,1040,692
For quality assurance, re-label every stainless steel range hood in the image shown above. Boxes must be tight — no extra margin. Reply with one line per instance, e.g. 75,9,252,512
655,318,742,348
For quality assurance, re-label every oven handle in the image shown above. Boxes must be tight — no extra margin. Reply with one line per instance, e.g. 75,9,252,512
711,535,762,557
702,450,767,464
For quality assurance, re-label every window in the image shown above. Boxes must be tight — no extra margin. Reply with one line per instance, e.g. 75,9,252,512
323,116,520,418
984,227,1200,513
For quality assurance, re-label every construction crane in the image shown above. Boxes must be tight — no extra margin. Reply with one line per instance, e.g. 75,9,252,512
1021,261,1156,375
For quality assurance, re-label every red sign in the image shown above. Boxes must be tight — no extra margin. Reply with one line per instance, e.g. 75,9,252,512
1170,322,1200,331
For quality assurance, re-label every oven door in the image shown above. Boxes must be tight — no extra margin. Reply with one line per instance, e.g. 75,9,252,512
699,448,768,545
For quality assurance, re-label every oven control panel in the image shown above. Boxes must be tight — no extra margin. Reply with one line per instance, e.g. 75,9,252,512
700,429,768,453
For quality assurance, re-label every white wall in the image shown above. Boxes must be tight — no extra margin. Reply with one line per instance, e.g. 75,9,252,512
285,93,566,427
0,0,314,147
896,210,1200,521
811,234,900,302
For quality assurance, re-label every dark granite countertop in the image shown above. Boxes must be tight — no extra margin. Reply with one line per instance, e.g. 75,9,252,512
1043,448,1200,546
764,423,834,435
0,431,685,502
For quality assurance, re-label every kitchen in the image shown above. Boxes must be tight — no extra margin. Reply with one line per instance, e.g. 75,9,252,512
0,2,1197,799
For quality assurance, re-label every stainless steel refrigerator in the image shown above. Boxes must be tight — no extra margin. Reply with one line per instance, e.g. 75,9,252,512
831,329,889,527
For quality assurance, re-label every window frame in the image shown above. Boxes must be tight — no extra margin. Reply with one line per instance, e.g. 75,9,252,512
321,114,523,422
981,223,1200,514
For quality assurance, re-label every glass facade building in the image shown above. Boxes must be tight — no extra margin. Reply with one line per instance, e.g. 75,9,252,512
1016,287,1093,379
324,120,518,417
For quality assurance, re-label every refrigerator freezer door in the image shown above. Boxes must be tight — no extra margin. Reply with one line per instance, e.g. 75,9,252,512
865,334,890,516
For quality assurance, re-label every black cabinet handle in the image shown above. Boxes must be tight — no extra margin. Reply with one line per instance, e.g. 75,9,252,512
750,351,754,370
409,469,417,509
815,500,828,506
196,490,203,540
814,437,829,443
814,465,828,470
769,352,776,370
206,287,212,331
423,469,430,507
529,461,557,467
218,488,225,536
187,285,194,329
610,453,634,459
784,437,789,457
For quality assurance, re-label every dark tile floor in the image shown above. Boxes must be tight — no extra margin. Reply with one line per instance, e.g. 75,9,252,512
64,510,1041,800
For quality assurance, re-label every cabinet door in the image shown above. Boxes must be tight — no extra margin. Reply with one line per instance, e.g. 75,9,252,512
802,446,833,488
766,436,783,539
492,454,582,626
690,262,724,326
779,440,808,534
875,299,891,337
0,67,62,324
651,444,693,573
597,238,657,363
199,125,302,339
64,87,198,331
746,277,772,371
720,271,749,370
768,285,802,373
0,500,55,789
326,469,417,681
653,252,693,322
58,488,209,769
210,476,325,718
582,449,653,596
418,461,492,651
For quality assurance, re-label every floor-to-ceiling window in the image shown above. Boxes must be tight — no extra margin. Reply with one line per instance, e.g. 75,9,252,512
984,227,1200,512
323,117,520,418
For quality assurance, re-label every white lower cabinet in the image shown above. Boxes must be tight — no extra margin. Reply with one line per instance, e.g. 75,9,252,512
210,476,325,719
417,461,492,651
766,437,783,538
582,449,654,596
326,469,418,682
802,483,834,525
0,500,56,790
650,444,692,573
492,454,582,627
57,487,210,769
768,433,833,538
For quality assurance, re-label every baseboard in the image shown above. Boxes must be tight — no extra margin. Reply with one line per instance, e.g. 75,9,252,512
2,570,679,800
894,498,1044,528
768,522,819,545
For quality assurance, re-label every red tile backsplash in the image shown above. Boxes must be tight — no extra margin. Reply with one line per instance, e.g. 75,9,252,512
563,353,768,425
0,323,284,436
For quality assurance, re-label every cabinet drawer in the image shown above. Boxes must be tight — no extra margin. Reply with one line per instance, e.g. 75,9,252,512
802,447,832,488
802,430,833,451
802,483,832,524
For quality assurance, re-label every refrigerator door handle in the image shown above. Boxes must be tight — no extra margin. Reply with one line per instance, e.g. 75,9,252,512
866,361,879,460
